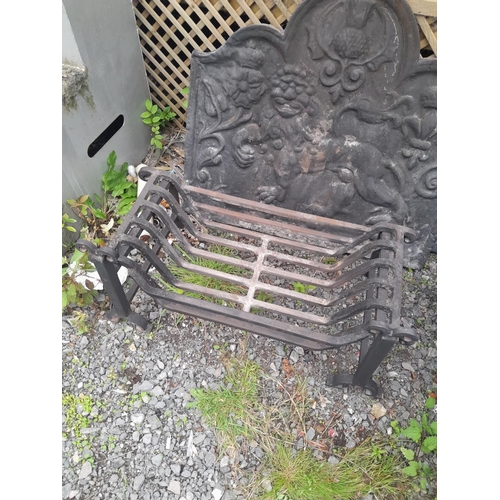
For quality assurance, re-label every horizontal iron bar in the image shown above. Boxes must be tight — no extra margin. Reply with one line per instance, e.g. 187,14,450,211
185,184,371,233
123,261,374,349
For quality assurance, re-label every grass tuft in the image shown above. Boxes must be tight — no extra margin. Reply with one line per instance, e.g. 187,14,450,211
188,358,262,449
188,354,413,500
155,243,248,304
261,443,357,500
261,438,410,500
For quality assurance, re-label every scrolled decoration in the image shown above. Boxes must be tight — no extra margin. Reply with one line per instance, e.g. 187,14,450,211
415,165,437,199
197,169,210,183
342,66,366,91
319,60,342,87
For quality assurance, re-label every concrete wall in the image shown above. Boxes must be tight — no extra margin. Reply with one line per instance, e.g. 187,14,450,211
62,0,151,240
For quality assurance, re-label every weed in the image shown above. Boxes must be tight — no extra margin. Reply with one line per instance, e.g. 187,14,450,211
174,313,185,327
261,444,348,500
67,151,137,241
70,310,89,334
188,351,414,500
150,309,167,337
101,435,117,452
258,435,411,499
127,391,151,408
175,415,189,427
62,250,97,311
101,150,137,216
336,437,411,499
155,244,247,305
188,358,262,450
255,291,274,303
390,394,437,495
63,151,138,310
181,87,189,109
251,290,274,314
66,194,106,243
213,342,228,352
141,99,176,149
322,256,337,265
62,393,100,452
107,367,117,381
292,282,316,294
62,213,78,234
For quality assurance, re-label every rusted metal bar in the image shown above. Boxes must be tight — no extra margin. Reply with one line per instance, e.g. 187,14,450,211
78,168,417,394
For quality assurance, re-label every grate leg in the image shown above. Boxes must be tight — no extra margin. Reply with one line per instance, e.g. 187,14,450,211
78,241,150,331
326,333,397,397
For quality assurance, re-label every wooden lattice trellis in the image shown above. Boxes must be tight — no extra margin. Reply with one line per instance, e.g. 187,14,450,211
132,0,437,127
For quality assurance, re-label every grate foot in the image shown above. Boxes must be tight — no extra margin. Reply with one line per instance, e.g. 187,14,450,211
326,373,380,398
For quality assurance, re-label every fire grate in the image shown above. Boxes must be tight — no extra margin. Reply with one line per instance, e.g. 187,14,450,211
77,0,435,395
78,168,417,396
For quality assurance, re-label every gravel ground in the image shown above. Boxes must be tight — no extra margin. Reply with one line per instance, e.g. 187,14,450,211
62,255,437,500
62,136,437,499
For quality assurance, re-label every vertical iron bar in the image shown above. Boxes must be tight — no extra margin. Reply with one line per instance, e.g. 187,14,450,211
352,232,395,391
92,253,149,331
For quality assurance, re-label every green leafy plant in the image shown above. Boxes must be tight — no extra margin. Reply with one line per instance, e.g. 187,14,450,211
154,244,248,305
101,150,137,216
181,87,189,109
322,256,337,265
187,358,262,449
66,194,107,242
251,290,274,314
67,151,137,242
255,290,274,303
62,393,101,453
101,435,116,452
187,350,412,500
390,394,437,494
70,310,90,334
62,249,97,311
141,99,176,149
292,281,316,294
62,213,77,233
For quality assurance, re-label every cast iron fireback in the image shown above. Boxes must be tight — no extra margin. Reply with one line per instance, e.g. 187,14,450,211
184,0,437,269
